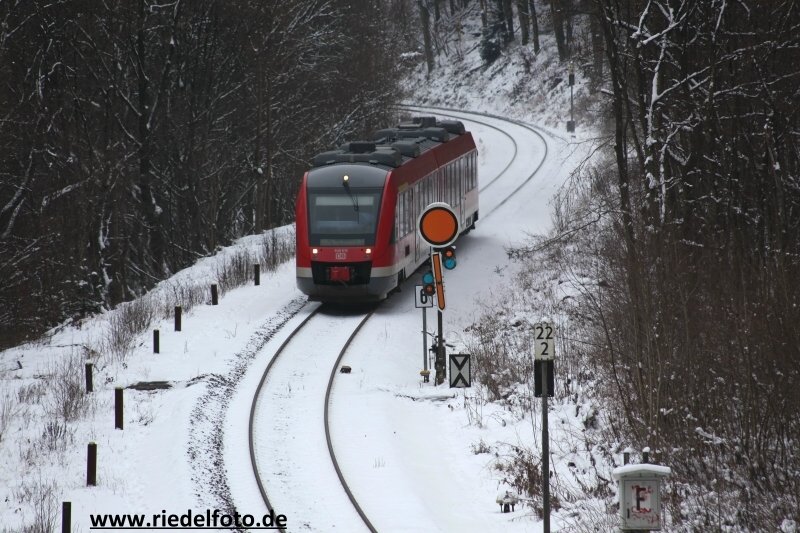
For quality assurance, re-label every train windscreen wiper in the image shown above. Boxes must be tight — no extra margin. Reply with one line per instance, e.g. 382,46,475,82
342,175,359,217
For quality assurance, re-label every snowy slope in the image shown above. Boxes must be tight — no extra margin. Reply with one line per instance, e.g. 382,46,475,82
0,7,605,533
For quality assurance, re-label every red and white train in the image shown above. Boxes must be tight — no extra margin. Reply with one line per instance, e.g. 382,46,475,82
295,116,478,302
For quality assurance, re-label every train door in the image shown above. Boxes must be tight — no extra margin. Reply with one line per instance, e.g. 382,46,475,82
415,176,429,264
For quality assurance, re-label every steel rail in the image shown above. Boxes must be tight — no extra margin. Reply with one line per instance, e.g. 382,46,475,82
248,305,377,533
248,306,320,532
323,309,378,532
247,106,550,532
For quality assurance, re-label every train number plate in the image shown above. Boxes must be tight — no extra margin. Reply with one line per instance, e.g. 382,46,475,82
335,249,347,260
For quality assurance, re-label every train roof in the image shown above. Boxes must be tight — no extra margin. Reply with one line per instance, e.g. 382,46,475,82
309,116,468,170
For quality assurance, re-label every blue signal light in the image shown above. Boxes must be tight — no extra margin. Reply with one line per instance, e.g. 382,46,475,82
422,271,435,284
440,246,456,270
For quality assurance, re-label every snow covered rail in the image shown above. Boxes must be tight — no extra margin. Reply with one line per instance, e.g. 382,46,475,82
248,305,377,532
323,311,377,533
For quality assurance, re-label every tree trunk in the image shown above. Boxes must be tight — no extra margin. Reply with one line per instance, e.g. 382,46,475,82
254,52,264,234
516,0,529,45
265,69,273,230
419,1,435,74
550,0,568,60
596,0,644,402
479,0,488,27
136,0,164,273
588,0,603,88
529,0,540,53
502,0,514,42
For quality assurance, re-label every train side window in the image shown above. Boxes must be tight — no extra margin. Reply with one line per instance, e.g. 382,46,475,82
463,157,467,193
459,158,464,201
426,174,432,206
400,191,406,236
470,152,476,190
405,191,410,234
403,190,409,235
437,169,442,203
448,163,454,205
406,190,413,235
398,189,413,237
456,159,462,203
454,162,459,203
444,165,450,205
466,155,471,191
473,152,477,189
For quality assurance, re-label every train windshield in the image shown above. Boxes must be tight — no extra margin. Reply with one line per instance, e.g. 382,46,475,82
308,189,382,246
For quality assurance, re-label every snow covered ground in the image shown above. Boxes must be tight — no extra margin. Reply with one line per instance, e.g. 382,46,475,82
0,7,611,533
0,110,589,533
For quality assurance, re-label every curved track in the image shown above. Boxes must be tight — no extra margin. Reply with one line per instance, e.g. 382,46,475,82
249,305,377,532
244,105,551,532
396,104,517,194
402,104,550,218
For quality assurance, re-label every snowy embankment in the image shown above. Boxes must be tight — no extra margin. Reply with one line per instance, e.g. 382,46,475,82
0,9,613,532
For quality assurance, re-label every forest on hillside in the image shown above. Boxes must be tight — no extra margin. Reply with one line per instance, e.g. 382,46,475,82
0,0,417,346
454,1,799,529
3,1,799,527
587,1,800,528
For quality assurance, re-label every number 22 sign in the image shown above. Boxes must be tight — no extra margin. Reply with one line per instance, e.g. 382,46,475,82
534,322,555,360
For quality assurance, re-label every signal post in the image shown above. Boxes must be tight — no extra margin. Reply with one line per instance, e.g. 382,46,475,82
417,203,459,385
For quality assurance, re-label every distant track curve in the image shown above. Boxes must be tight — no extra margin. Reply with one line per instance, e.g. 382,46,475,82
402,104,550,218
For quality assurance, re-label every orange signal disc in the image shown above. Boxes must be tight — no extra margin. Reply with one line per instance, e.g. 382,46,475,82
419,205,459,247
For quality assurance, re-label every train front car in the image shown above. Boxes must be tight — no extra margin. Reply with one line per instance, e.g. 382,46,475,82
296,155,395,302
296,117,478,303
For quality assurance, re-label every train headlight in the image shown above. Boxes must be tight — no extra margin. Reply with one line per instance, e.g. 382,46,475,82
365,248,372,255
312,248,319,255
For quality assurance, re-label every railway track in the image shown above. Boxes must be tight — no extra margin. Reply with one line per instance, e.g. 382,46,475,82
401,104,550,218
243,106,550,532
248,304,378,532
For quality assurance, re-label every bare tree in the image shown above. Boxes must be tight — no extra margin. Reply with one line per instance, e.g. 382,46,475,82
528,0,540,53
589,0,800,527
516,0,529,45
0,0,404,347
501,0,514,42
418,0,436,73
550,0,568,60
